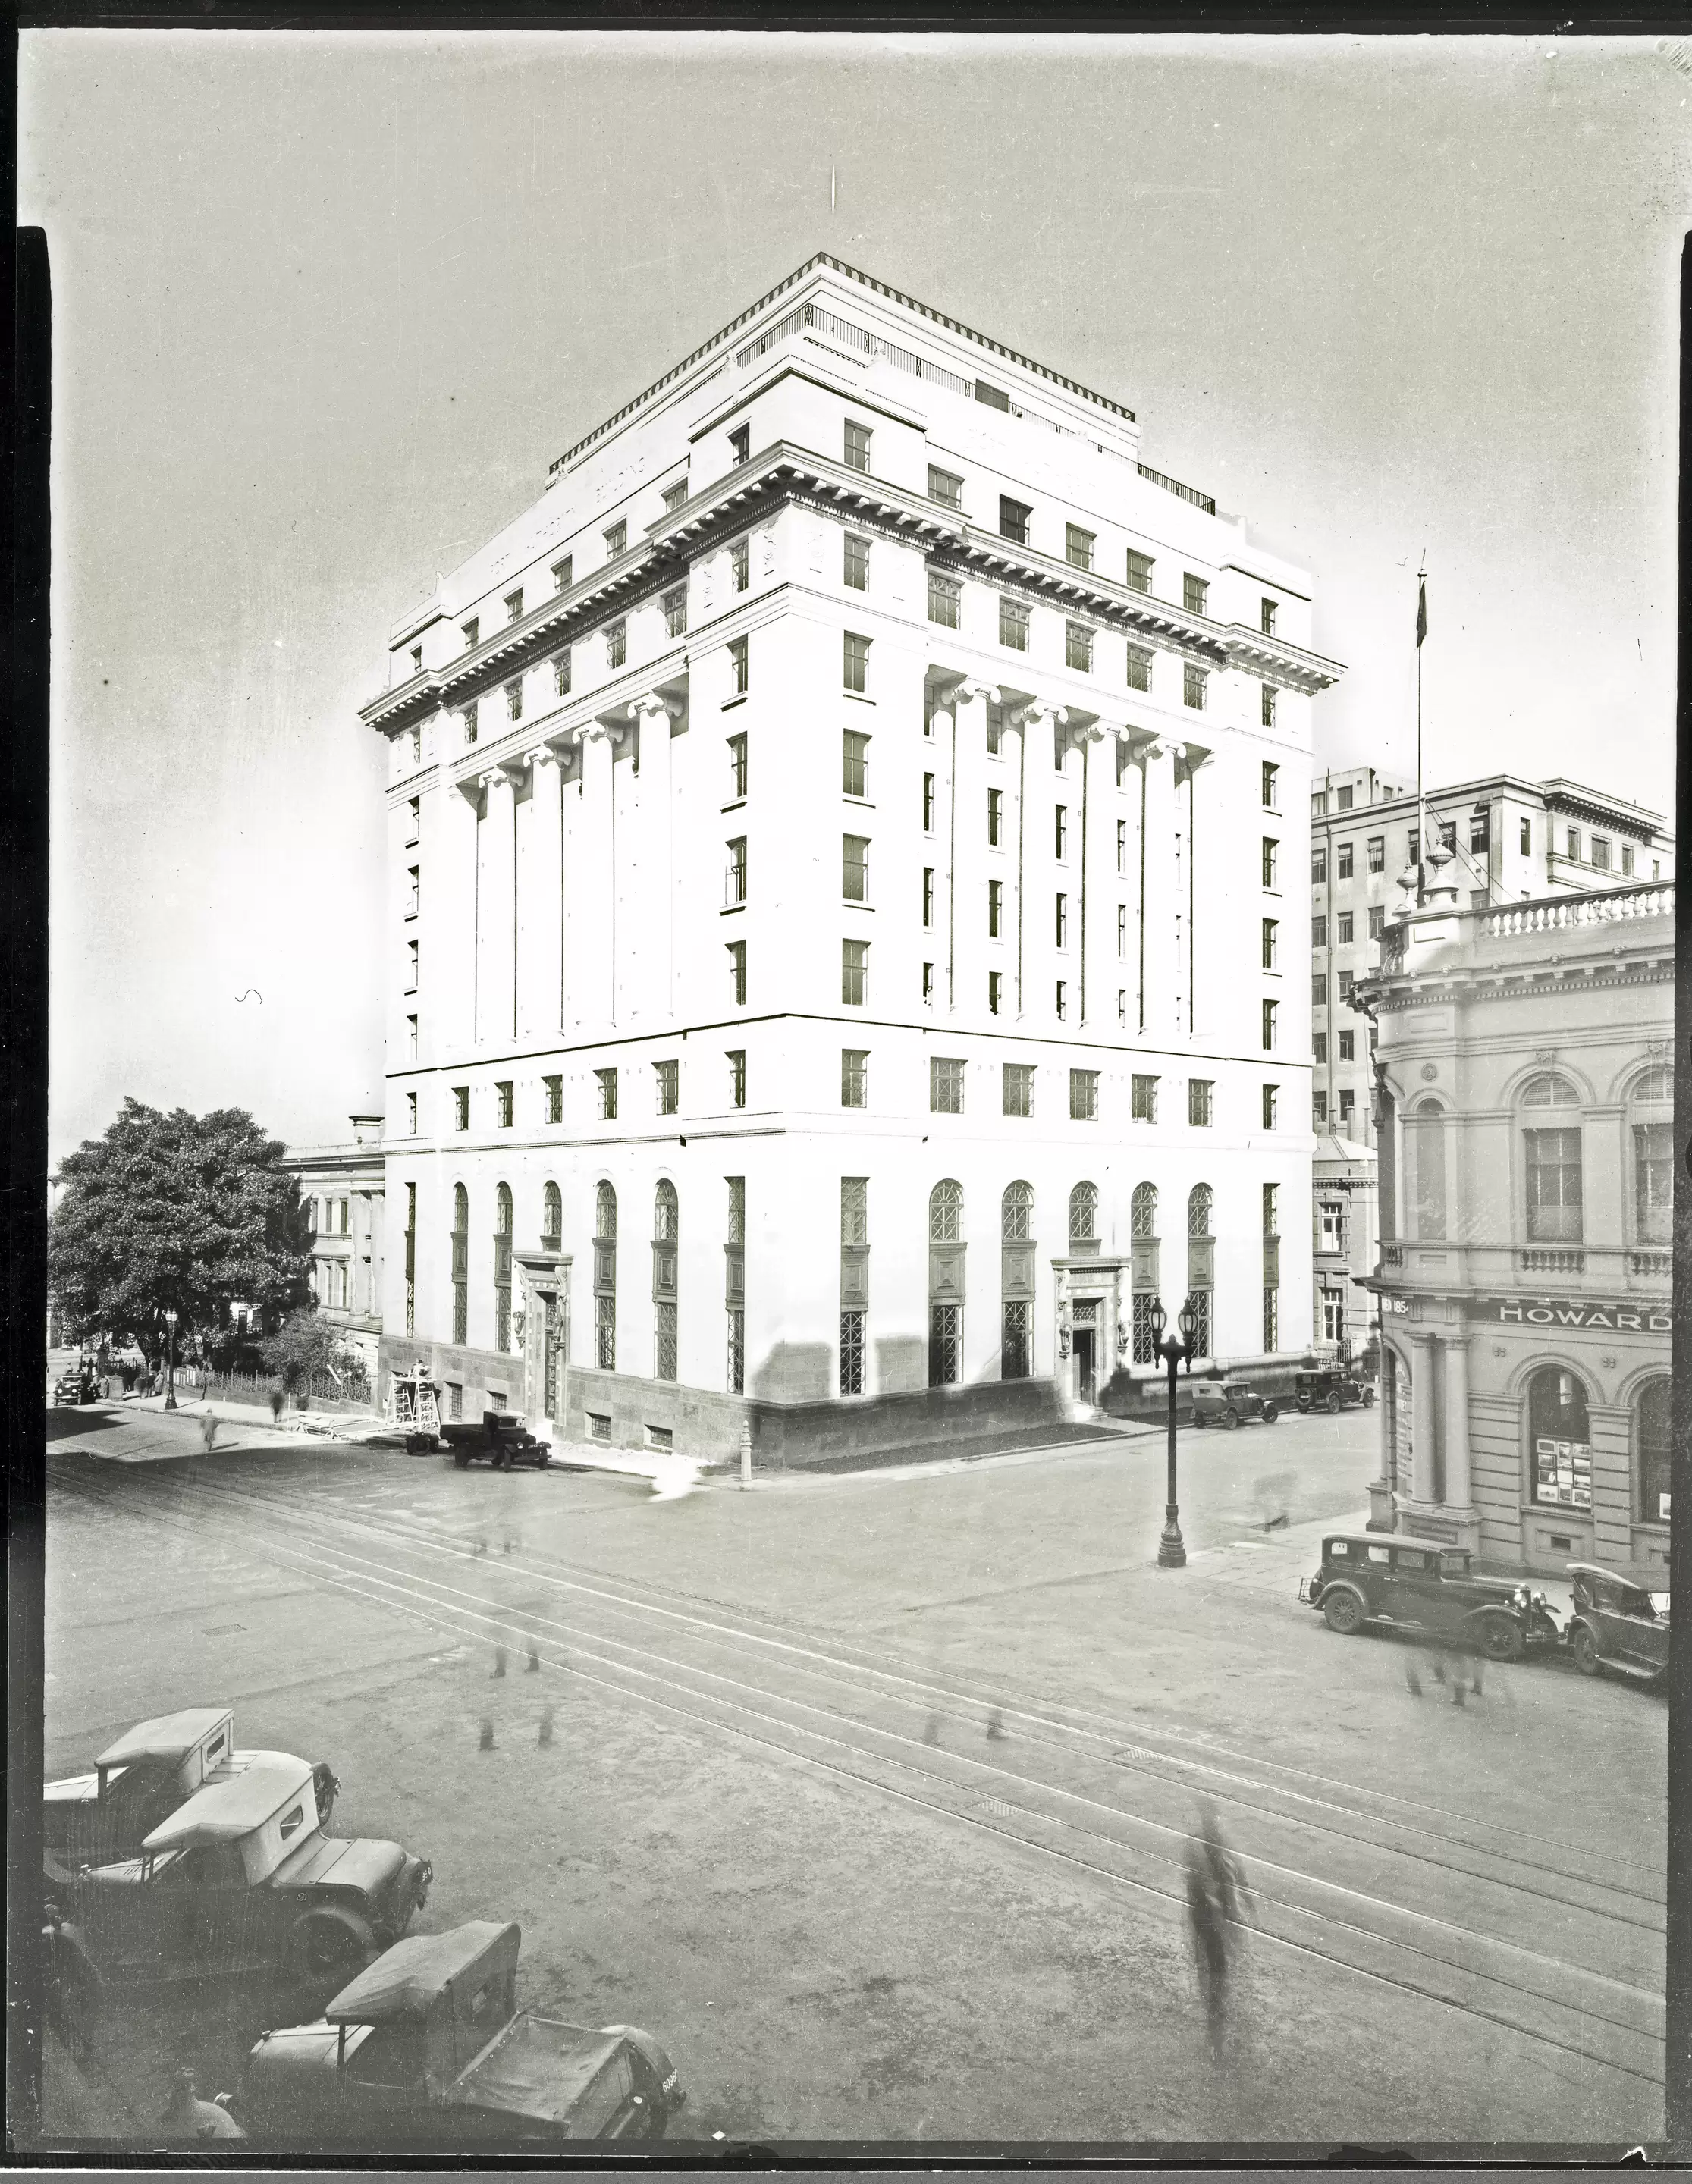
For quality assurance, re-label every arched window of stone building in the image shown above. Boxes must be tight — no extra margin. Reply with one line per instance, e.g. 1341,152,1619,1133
494,1184,513,1354
1069,1181,1100,1249
1129,1185,1158,1363
653,1181,679,1382
542,1182,562,1248
593,1181,617,1371
1521,1076,1582,1247
1001,1183,1034,1381
1527,1365,1592,1511
451,1185,469,1346
1411,1097,1446,1241
1130,1182,1157,1239
928,1181,965,1388
1637,1377,1672,1527
1186,1185,1214,1359
1188,1184,1212,1235
1629,1069,1674,1247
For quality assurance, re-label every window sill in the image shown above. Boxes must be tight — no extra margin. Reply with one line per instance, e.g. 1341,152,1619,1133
843,901,875,912
843,795,875,809
844,690,876,705
722,694,749,711
720,902,747,917
722,798,747,814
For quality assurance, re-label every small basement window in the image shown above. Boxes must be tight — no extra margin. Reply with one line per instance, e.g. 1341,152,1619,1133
589,1412,611,1442
645,1424,674,1452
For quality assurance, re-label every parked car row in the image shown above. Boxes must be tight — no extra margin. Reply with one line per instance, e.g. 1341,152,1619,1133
42,1705,683,2144
1298,1535,1670,1689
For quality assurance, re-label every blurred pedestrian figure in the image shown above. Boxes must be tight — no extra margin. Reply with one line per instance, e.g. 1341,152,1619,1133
473,1537,488,1558
479,1718,495,1750
986,1708,1006,1743
1184,1799,1251,2057
538,1705,555,1748
201,1413,219,1455
526,1643,541,1674
1404,1654,1423,1698
922,1712,941,1746
491,1646,507,1679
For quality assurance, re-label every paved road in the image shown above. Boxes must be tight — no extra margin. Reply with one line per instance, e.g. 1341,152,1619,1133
38,1402,1665,2150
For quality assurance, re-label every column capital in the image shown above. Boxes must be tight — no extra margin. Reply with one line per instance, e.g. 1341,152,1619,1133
476,767,513,794
528,744,563,772
626,692,683,726
574,718,626,748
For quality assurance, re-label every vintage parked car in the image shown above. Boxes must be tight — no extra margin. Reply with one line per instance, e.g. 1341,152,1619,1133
1565,1564,1670,1687
45,1707,337,1878
230,1920,683,2145
48,1756,431,2017
1293,1367,1375,1414
1189,1379,1279,1429
441,1413,551,1472
1298,1533,1560,1662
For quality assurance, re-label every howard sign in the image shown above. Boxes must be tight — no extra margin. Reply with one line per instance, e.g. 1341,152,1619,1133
1467,1296,1671,1335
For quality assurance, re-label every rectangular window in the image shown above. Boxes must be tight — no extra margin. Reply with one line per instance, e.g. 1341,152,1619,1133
1339,1088,1355,1124
1066,623,1094,672
662,482,687,513
931,1057,965,1114
928,573,960,627
663,585,688,638
1264,1182,1280,1237
454,1086,469,1131
843,834,869,902
987,787,1003,846
1116,819,1126,874
1065,523,1095,570
728,635,749,695
405,938,419,993
504,587,524,625
1264,1288,1279,1351
595,1068,618,1122
545,1074,563,1124
1125,548,1154,594
727,836,748,905
1314,1090,1329,1125
1621,843,1635,875
730,538,749,595
1311,845,1327,883
496,1080,513,1128
843,729,869,798
406,1090,418,1135
1003,1062,1034,1118
1336,784,1355,812
655,1060,679,1116
1183,664,1207,711
1567,827,1581,860
928,465,963,510
1183,573,1209,617
999,597,1030,651
840,1310,866,1396
728,939,747,1006
1635,1122,1673,1242
727,1050,746,1109
921,867,935,926
843,632,870,693
842,939,868,1006
1408,832,1420,866
462,617,479,651
554,651,572,698
1262,918,1279,969
1116,903,1127,957
923,774,936,831
841,1175,868,1247
1469,811,1491,856
1313,1032,1328,1062
1055,979,1068,1020
844,419,872,472
841,1048,868,1108
988,970,1003,1014
1262,837,1279,888
1055,893,1069,948
1337,911,1355,944
1261,999,1278,1050
1338,1029,1355,1062
1520,816,1532,855
606,620,626,670
729,424,750,466
998,495,1031,545
505,679,523,723
552,555,573,593
1257,762,1279,811
921,961,935,1005
1339,970,1355,1002
1313,974,1328,1006
463,701,479,746
988,878,1003,937
1525,1127,1584,1242
1312,915,1328,947
1367,835,1385,874
1189,1078,1213,1127
1260,686,1276,729
1368,905,1384,940
1591,835,1612,872
1054,806,1069,860
1072,1069,1102,1122
407,1013,419,1060
604,519,627,557
729,732,749,799
1125,645,1153,692
986,701,1004,755
405,796,421,844
843,534,870,592
1261,598,1278,635
1130,1074,1157,1122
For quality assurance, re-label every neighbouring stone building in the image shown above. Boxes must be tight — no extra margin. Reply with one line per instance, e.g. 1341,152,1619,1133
357,256,1345,1463
284,1115,386,1382
1359,867,1672,1576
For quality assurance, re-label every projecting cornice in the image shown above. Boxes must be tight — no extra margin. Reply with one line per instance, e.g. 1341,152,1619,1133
359,439,1343,735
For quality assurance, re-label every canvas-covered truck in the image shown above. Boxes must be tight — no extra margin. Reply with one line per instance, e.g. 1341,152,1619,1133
231,1921,683,2145
45,1708,338,1878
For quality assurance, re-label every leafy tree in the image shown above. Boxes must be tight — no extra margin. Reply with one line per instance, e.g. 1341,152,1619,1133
261,1310,350,1397
49,1100,311,1345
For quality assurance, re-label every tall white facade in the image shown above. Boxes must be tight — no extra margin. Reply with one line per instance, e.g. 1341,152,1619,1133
360,257,1343,1459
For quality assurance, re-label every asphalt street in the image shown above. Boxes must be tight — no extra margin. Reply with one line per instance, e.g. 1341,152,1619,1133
37,1395,1666,2150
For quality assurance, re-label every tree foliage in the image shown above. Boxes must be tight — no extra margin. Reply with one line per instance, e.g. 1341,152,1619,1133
261,1310,351,1394
49,1099,311,1344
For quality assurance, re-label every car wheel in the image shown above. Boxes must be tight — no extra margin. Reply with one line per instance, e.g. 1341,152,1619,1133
1570,1624,1603,1677
290,1916,367,1985
1260,1402,1279,1424
1326,1391,1342,1414
1223,1409,1240,1429
1297,1397,1311,1412
454,1451,470,1470
313,1767,337,1830
1362,1388,1376,1407
1473,1614,1526,1665
1323,1588,1365,1636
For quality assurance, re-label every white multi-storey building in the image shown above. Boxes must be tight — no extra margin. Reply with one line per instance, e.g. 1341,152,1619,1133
359,257,1343,1463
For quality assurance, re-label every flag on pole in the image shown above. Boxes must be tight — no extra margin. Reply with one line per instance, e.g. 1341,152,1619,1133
1416,570,1427,648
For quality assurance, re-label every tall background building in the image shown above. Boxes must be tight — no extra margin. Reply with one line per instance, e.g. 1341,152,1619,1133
359,257,1343,1462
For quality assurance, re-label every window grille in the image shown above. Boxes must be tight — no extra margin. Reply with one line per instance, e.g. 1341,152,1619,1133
998,496,1031,544
1183,573,1209,616
842,940,868,1007
1125,646,1152,693
928,574,961,628
931,1058,965,1115
552,557,573,592
840,1311,866,1395
841,1049,868,1108
606,621,626,670
1189,1079,1213,1126
554,651,571,698
727,1050,746,1109
1003,1063,1034,1118
928,1304,962,1388
928,466,963,509
1072,1069,1101,1121
663,586,688,637
604,519,627,557
1129,1075,1155,1122
1183,664,1207,710
843,730,869,797
727,940,747,1006
1072,1181,1100,1247
1066,524,1094,570
1066,623,1094,672
844,535,869,592
999,598,1030,651
843,834,869,902
843,632,870,692
595,1068,618,1121
655,1060,679,1116
843,420,872,472
1125,550,1154,594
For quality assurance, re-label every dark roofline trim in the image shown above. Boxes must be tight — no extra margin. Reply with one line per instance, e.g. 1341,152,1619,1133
548,255,1135,479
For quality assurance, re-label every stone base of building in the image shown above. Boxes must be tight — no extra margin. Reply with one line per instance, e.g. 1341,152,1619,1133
1392,1498,1484,1558
1367,1478,1395,1531
379,1336,529,1421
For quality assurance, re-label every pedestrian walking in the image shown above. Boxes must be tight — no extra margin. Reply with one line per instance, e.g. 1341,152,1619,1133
1183,1800,1252,2057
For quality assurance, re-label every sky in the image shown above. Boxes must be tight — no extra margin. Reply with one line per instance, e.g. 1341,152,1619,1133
21,30,1688,1171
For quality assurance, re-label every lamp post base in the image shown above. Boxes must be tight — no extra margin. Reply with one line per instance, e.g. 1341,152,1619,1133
1157,1511,1187,1568
163,1391,177,1410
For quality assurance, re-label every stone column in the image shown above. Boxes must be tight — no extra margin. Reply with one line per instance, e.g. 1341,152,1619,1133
1408,1331,1438,1505
1015,702,1064,1023
1441,1328,1472,1511
523,746,566,1037
626,695,678,1025
1070,717,1108,1029
476,769,517,1046
1172,740,1212,1040
571,721,623,1033
947,682,996,1021
1114,728,1161,1039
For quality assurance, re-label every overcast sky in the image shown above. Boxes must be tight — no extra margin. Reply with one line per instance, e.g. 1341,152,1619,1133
22,30,1687,1169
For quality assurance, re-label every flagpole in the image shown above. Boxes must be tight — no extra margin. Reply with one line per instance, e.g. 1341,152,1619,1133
1415,560,1426,907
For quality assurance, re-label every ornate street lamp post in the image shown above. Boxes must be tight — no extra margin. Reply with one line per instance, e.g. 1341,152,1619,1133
1150,1293,1200,1569
163,1307,179,1411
